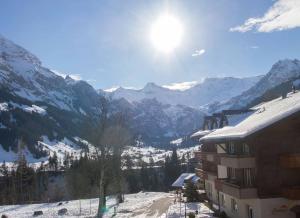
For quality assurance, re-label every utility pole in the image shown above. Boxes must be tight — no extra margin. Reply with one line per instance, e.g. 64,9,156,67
184,199,187,218
179,190,181,217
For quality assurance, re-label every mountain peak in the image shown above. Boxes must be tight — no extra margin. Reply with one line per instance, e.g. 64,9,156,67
267,58,300,80
0,34,41,67
144,82,159,89
143,82,162,91
272,58,300,68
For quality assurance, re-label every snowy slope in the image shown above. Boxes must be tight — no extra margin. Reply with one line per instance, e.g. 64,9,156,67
0,35,206,153
107,77,261,109
0,35,101,114
111,98,205,144
122,145,199,166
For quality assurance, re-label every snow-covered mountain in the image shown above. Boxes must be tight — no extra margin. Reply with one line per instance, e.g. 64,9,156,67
0,35,205,158
0,35,102,116
111,98,205,145
1,34,300,162
210,59,300,112
105,76,262,109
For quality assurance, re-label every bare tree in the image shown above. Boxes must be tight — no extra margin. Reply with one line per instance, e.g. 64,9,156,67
87,97,131,218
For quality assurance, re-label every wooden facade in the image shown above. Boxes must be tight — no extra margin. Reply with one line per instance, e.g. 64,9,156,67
195,109,300,217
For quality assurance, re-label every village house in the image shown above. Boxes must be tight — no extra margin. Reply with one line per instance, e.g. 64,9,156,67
195,91,300,218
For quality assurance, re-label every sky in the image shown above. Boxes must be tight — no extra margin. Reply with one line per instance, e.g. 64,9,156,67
1,0,300,90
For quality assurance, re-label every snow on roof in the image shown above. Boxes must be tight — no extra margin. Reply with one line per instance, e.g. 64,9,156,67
170,137,183,145
226,111,254,126
171,173,200,187
201,92,300,142
190,129,212,138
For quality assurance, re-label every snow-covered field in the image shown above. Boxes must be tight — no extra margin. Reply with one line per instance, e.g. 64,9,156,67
0,192,214,218
0,136,199,170
122,145,199,165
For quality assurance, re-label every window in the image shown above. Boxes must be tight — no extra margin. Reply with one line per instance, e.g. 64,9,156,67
220,193,225,207
231,198,238,212
228,142,235,154
246,205,254,218
228,167,236,180
244,168,255,187
207,182,212,199
242,143,250,155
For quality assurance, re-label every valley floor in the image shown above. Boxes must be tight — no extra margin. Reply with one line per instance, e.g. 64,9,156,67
0,192,215,218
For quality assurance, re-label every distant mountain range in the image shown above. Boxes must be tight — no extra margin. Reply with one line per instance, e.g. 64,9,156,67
105,76,262,109
208,59,300,112
0,34,300,161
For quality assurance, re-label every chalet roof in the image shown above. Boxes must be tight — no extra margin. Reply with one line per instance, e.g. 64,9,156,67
201,91,300,142
171,173,200,188
191,110,253,139
190,130,212,138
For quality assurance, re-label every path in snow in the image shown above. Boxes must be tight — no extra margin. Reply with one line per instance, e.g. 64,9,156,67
132,196,173,217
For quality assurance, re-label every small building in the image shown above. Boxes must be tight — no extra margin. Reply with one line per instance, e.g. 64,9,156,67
172,173,200,189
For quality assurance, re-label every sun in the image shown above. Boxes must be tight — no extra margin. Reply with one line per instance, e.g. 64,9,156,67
150,14,183,53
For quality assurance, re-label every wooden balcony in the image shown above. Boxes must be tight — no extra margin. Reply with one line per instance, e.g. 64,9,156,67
194,151,220,164
282,186,300,200
280,154,300,168
218,179,257,199
195,168,208,180
195,162,218,181
220,155,255,168
194,151,206,161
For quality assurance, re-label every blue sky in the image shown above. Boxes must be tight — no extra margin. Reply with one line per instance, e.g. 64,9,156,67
1,0,300,90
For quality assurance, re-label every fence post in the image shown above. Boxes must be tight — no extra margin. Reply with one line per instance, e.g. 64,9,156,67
90,199,91,215
79,199,81,216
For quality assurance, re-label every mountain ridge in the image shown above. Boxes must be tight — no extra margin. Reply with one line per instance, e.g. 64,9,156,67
209,59,300,112
1,34,300,161
105,76,262,109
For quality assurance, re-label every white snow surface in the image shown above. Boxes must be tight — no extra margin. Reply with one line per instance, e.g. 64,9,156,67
0,192,171,218
167,202,215,218
202,91,300,141
0,192,215,218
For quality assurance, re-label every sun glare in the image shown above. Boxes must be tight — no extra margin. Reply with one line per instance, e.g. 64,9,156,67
150,14,183,53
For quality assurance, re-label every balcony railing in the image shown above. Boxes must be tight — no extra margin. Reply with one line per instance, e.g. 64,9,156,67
220,155,255,168
195,167,217,181
282,186,300,200
217,179,257,199
195,168,208,180
280,154,300,168
194,151,220,164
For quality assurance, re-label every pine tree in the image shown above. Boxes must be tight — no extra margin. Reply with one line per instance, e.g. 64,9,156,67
184,181,199,202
